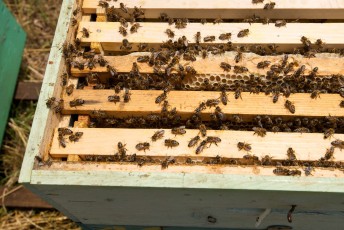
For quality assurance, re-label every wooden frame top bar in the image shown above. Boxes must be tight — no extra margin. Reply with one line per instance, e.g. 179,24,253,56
63,90,344,119
77,22,344,52
82,0,344,19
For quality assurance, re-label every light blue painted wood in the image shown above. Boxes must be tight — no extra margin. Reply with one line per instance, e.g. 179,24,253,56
18,0,74,183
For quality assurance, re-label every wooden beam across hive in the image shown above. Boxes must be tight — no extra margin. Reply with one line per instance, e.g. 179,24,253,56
77,22,344,52
62,90,343,119
71,53,344,77
49,128,344,161
82,0,344,19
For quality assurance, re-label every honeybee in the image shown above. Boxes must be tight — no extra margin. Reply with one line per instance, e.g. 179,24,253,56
219,33,231,40
234,51,243,63
172,126,186,135
194,32,201,43
46,97,56,108
159,13,168,21
252,0,264,3
136,142,150,152
175,18,188,29
108,95,120,103
119,26,127,36
232,114,243,123
220,88,228,105
264,2,276,10
206,99,220,107
198,124,207,137
155,92,167,104
220,62,231,72
69,132,83,142
137,43,148,52
69,99,85,107
196,140,207,154
324,146,335,160
165,29,175,38
213,17,223,24
234,87,243,100
233,65,248,74
188,136,200,147
301,36,311,47
152,130,165,141
205,136,221,146
237,29,249,38
284,100,295,114
81,27,90,38
165,139,179,148
261,155,273,166
310,90,321,99
65,84,74,96
120,39,132,51
185,66,197,75
116,142,127,159
119,2,128,13
54,99,64,114
123,88,131,103
161,156,175,169
273,167,301,176
324,128,335,139
275,20,286,27
58,134,66,148
130,23,141,33
253,127,267,137
315,39,325,48
203,36,215,42
287,147,297,161
137,55,150,63
237,142,251,151
331,139,344,150
58,127,73,136
257,61,270,69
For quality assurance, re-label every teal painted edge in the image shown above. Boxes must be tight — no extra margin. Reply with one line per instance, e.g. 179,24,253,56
31,170,344,193
0,1,26,147
18,0,74,183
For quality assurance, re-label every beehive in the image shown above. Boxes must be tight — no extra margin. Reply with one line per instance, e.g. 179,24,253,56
20,0,344,229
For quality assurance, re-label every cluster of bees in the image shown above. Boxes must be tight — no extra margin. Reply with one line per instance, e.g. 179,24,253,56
45,1,344,175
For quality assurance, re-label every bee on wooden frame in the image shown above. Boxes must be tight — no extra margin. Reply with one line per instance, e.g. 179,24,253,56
120,39,132,51
161,156,175,169
188,136,200,148
119,26,127,36
213,17,223,24
324,128,335,139
58,134,66,148
235,51,243,63
98,1,109,8
220,62,231,72
136,142,150,152
233,65,248,74
257,61,271,69
196,140,207,154
203,36,215,42
123,88,131,103
54,99,64,114
253,127,267,137
130,23,141,33
65,84,74,96
220,86,229,105
108,95,120,103
194,32,201,43
206,99,220,108
119,2,128,13
284,100,295,114
165,29,175,38
275,20,286,27
264,2,276,10
70,98,85,107
152,130,165,142
81,27,90,38
252,0,264,3
171,126,186,136
205,136,221,147
237,29,249,38
69,132,83,142
46,97,56,108
117,142,127,159
165,139,179,148
237,142,251,152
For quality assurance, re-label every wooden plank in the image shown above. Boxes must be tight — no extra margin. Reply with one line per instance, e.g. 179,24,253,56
14,81,42,100
71,53,344,77
18,0,77,183
62,90,343,119
82,0,344,19
49,128,344,161
0,186,52,209
77,22,344,52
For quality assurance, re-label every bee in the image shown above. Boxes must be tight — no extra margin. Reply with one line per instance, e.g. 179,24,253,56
58,127,73,136
81,27,90,38
54,99,64,114
234,51,243,63
130,23,141,33
331,139,344,150
253,127,267,137
69,98,85,107
340,101,344,108
232,114,243,123
234,87,242,100
220,62,231,72
155,92,167,104
324,146,335,160
284,62,295,74
119,2,128,13
237,142,251,151
261,155,273,166
284,100,295,114
195,102,207,114
106,65,118,78
152,130,165,141
219,33,231,40
123,88,131,103
137,55,150,63
237,29,249,38
165,29,175,38
161,156,175,169
46,97,56,108
120,39,132,51
61,73,68,86
108,95,120,103
119,26,127,36
165,139,179,148
287,147,297,161
69,132,83,142
194,32,201,43
65,84,74,96
201,19,207,24
275,20,286,27
315,39,325,48
206,99,220,108
175,18,188,29
185,66,197,75
273,167,301,176
203,36,215,42
201,49,208,59
188,136,200,147
294,127,310,133
196,140,207,154
220,88,228,105
257,61,271,69
58,134,66,148
197,124,207,137
310,90,321,99
172,126,186,135
252,0,264,3
214,106,225,121
71,18,77,27
234,65,248,74
137,43,148,52
301,36,311,47
159,13,168,21
324,128,335,139
136,142,150,152
213,17,223,24
206,136,221,146
264,2,276,10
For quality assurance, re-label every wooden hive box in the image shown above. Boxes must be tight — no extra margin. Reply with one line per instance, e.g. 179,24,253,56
20,0,344,229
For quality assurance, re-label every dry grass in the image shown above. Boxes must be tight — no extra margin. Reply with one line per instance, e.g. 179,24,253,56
1,1,81,229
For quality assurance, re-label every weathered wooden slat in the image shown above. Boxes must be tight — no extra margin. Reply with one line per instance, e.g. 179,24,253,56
63,90,343,119
77,22,344,52
82,0,344,19
71,53,344,77
50,128,344,161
